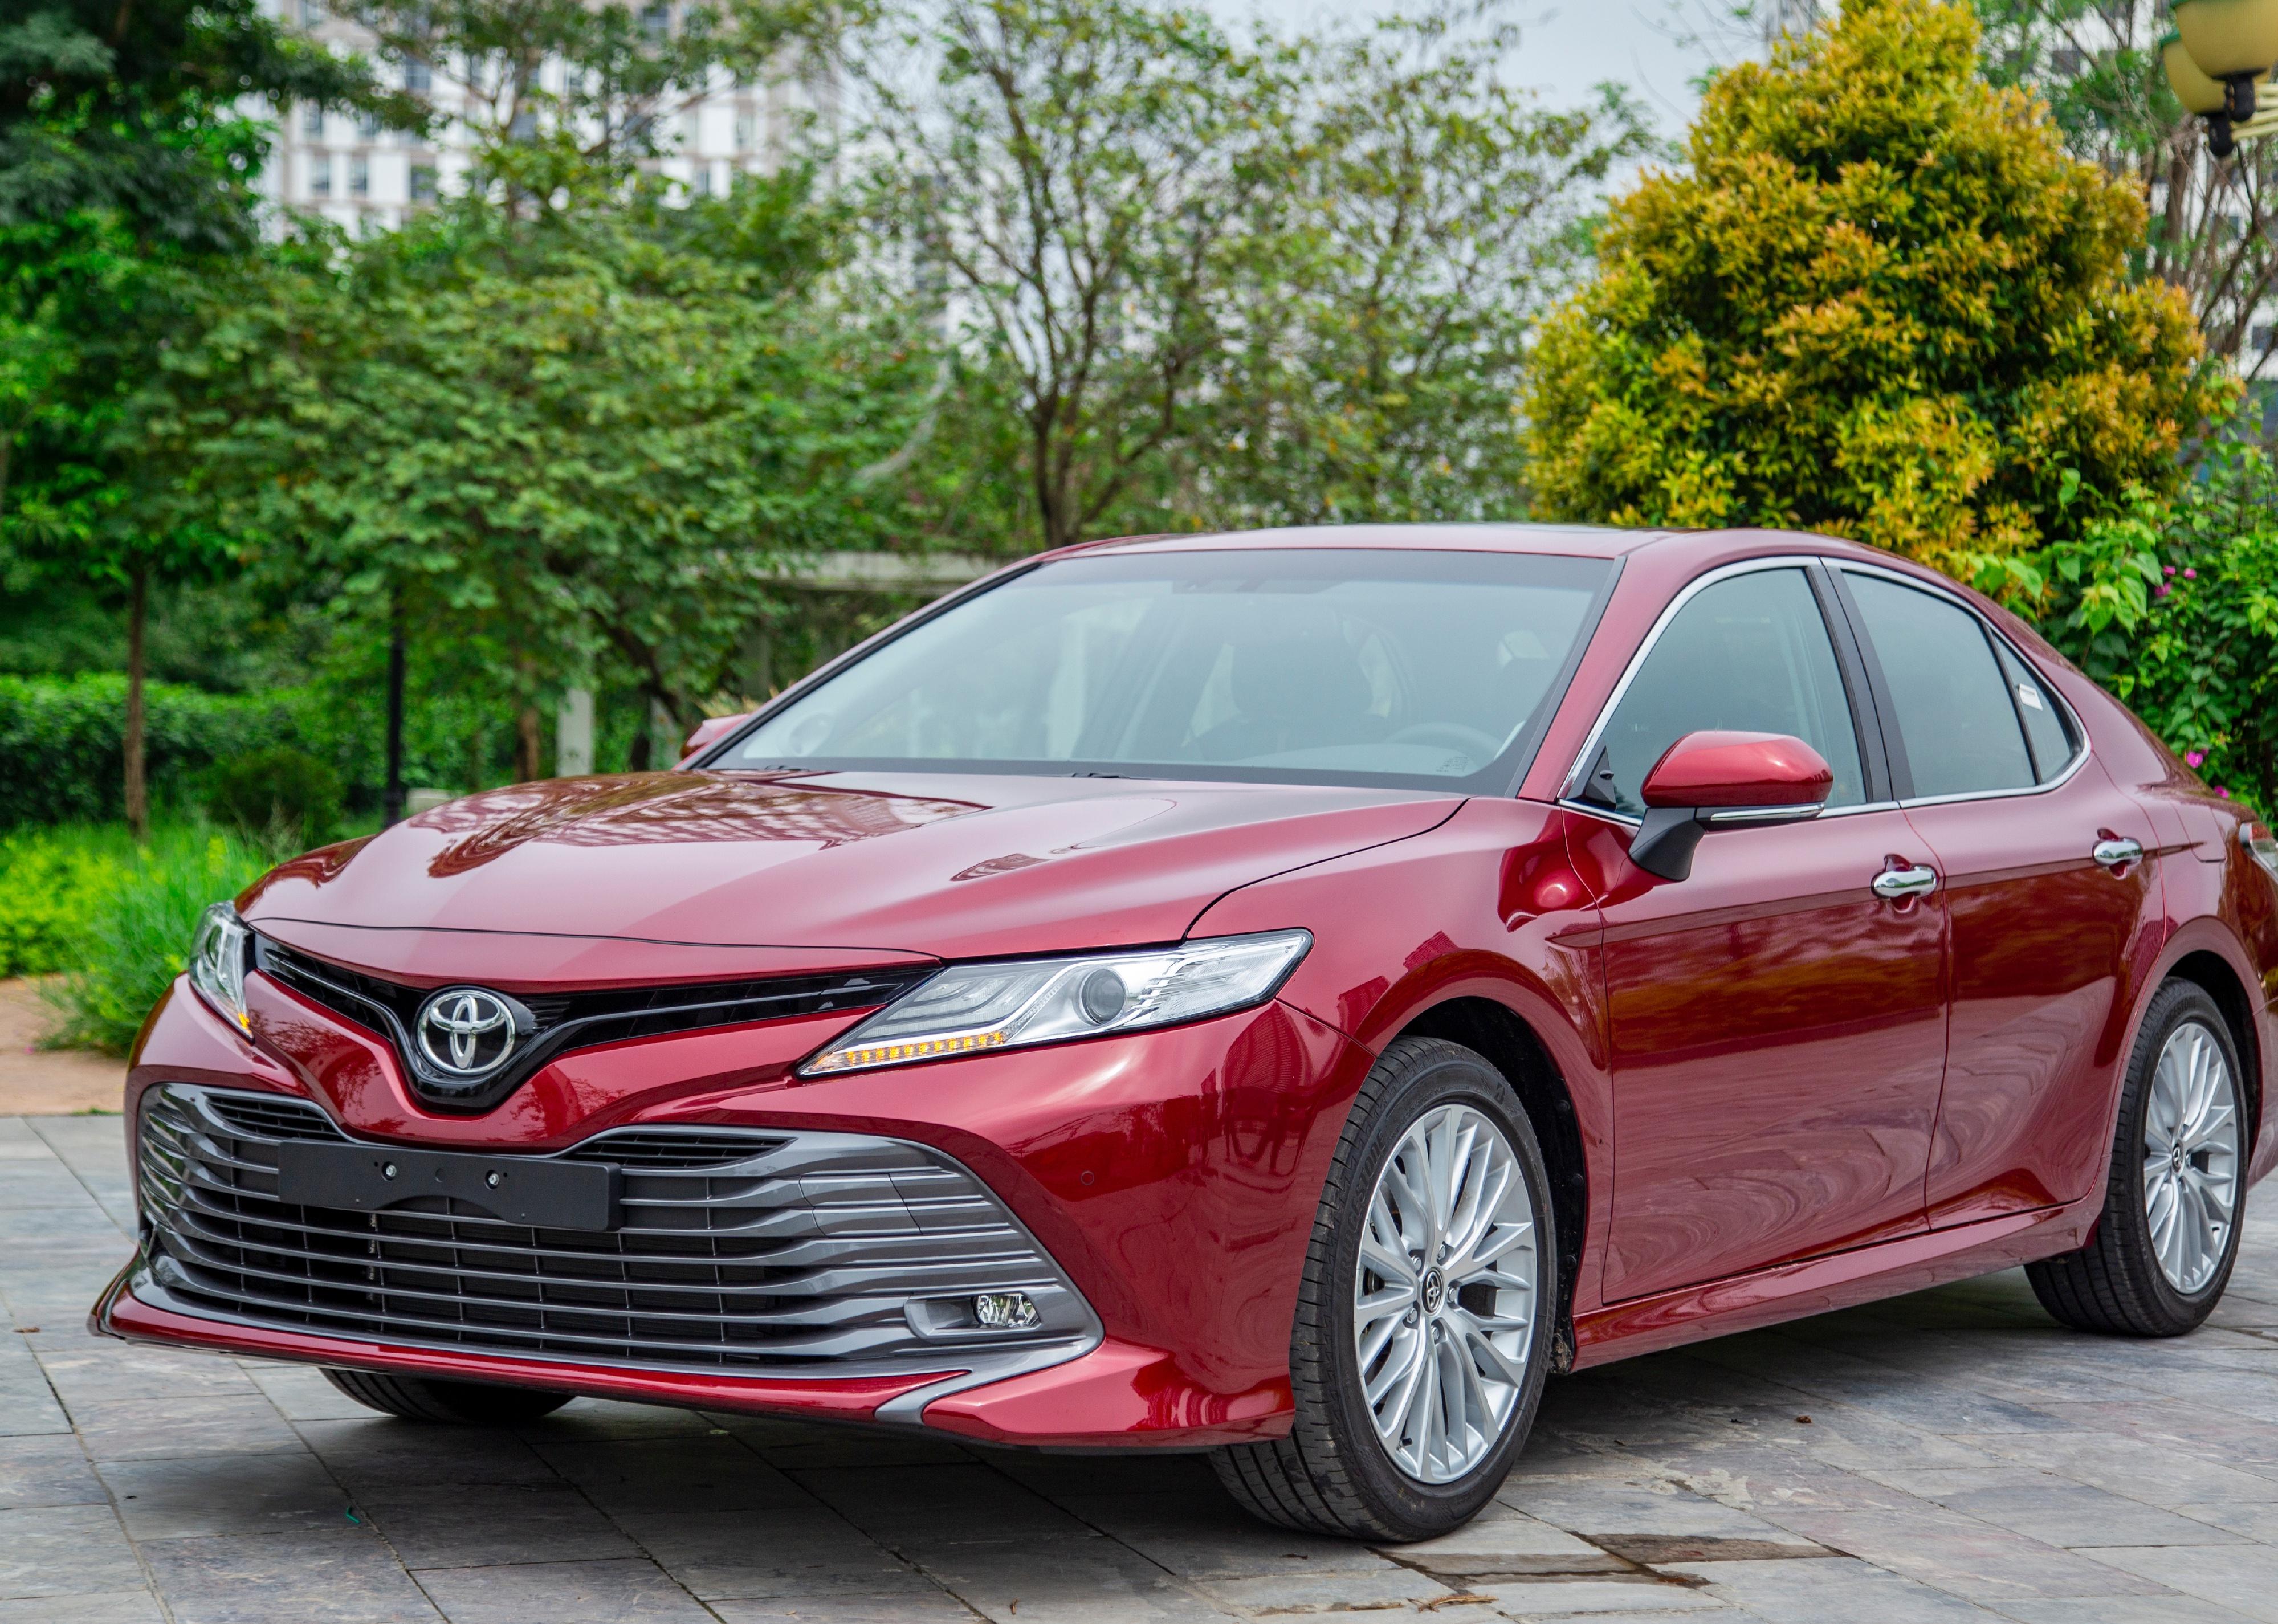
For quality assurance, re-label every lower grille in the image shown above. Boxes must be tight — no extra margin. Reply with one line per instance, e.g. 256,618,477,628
135,1084,1095,1378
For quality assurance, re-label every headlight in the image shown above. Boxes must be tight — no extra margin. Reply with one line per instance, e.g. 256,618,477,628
801,929,1313,1076
189,904,252,1032
2247,823,2278,883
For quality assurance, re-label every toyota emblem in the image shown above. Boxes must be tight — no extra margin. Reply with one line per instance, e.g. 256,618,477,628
415,988,519,1075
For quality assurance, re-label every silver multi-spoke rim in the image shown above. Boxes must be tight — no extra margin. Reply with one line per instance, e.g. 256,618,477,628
2144,1020,2240,1296
1352,1103,1538,1484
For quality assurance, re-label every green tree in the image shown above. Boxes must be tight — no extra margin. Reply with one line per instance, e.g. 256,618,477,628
184,153,933,774
1191,15,1652,529
858,0,1293,553
1,0,401,835
1524,0,2225,578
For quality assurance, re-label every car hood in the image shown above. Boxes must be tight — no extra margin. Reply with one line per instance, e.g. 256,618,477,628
239,770,1463,972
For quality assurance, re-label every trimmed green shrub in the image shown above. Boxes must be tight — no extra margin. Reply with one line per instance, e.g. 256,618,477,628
0,674,304,827
40,824,284,1055
203,746,343,844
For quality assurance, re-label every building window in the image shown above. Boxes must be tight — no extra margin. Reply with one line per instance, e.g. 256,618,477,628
351,155,369,195
641,3,670,36
309,154,331,197
404,58,431,92
410,164,437,202
302,104,323,139
357,109,382,138
509,108,537,141
299,0,323,23
694,164,712,197
2254,324,2275,356
2050,46,2084,76
733,113,753,150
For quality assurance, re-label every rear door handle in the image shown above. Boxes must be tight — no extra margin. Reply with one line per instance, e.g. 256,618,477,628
2093,837,2144,870
1872,865,1938,900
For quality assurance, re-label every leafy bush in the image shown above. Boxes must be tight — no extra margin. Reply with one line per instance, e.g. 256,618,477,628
1980,436,2278,817
0,825,141,978
202,746,343,844
39,824,284,1056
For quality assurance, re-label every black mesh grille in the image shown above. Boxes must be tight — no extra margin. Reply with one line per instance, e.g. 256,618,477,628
250,937,933,1113
134,1084,1091,1376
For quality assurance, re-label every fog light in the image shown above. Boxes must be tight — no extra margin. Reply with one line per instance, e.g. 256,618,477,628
973,1291,1040,1330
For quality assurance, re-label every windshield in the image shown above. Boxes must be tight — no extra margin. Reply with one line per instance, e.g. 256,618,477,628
714,548,1614,791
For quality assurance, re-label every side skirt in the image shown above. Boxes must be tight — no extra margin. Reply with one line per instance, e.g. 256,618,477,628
1570,1198,2093,1369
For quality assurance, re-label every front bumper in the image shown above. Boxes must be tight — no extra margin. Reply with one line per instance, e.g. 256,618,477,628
97,973,1371,1447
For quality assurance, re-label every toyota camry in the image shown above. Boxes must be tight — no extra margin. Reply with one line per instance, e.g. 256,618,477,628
95,524,2278,1541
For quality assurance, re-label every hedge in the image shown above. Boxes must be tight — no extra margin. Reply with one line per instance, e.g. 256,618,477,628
0,674,309,827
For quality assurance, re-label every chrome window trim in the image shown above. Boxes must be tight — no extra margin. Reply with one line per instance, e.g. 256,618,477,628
1831,560,2093,808
1554,555,1868,817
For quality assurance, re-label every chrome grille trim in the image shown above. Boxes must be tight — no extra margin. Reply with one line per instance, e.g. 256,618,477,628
132,1084,1099,1381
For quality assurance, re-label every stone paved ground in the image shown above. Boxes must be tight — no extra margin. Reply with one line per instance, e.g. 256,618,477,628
6,1115,2278,1623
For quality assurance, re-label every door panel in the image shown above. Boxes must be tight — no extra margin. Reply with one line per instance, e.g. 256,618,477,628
1591,811,1946,1299
1905,767,2159,1223
1836,566,2159,1226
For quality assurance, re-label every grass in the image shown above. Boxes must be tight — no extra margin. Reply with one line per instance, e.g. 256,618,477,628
2,821,286,1056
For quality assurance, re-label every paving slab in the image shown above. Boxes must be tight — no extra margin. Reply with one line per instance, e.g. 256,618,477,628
2,1116,2276,1623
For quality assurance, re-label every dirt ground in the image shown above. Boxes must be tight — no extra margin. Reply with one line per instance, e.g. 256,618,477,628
0,978,123,1115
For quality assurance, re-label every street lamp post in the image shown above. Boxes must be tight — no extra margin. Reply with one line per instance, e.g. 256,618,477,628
2167,0,2278,156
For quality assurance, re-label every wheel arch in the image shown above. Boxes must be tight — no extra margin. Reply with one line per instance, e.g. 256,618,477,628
1389,996,1588,1370
2167,947,2264,1157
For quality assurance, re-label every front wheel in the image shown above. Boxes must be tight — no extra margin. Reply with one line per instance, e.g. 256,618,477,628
1213,1037,1556,1540
2027,980,2247,1337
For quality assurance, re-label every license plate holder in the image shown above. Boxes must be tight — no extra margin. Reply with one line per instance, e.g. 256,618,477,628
274,1141,620,1231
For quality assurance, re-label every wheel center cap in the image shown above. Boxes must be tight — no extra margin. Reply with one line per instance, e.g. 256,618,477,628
1420,1267,1445,1315
2171,1145,2186,1176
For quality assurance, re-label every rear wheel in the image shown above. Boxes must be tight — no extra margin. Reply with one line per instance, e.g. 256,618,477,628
1213,1037,1556,1540
2027,980,2246,1337
322,1368,574,1425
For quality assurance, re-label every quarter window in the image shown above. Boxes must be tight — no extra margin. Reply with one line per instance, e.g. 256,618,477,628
1844,574,2035,798
1590,568,1866,816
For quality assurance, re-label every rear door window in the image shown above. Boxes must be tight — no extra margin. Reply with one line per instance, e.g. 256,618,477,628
1844,574,2035,798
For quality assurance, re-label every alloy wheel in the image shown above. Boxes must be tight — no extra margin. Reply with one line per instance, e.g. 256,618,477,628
1352,1103,1539,1484
2143,1019,2241,1295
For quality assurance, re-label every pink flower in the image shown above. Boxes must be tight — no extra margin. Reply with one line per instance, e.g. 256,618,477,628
2186,750,2206,767
2183,568,2197,578
2220,787,2232,799
2165,565,2177,576
2155,584,2172,598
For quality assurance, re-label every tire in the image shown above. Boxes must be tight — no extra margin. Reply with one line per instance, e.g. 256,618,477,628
322,1368,574,1425
1213,1036,1558,1541
2027,980,2248,1337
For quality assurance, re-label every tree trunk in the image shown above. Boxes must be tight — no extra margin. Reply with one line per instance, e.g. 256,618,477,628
123,565,149,843
517,705,543,781
627,705,653,773
382,594,407,826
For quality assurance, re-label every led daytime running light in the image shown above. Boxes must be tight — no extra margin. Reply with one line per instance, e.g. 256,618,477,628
801,930,1311,1078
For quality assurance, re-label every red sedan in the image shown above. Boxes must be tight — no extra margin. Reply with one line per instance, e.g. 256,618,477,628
97,525,2278,1541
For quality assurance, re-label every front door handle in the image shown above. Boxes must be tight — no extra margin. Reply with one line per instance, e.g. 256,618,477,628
2093,837,2144,870
1872,864,1938,900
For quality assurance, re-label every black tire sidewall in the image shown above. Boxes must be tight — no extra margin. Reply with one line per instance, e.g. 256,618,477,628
2119,985,2247,1323
1318,1042,1557,1536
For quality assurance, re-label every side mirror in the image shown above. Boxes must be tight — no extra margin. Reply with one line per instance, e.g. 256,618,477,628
1629,731,1832,882
679,712,754,766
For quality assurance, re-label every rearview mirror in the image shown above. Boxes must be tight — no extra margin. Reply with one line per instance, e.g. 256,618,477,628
1629,730,1832,882
679,712,754,766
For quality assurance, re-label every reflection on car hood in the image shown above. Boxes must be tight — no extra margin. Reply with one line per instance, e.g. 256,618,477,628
238,771,1464,965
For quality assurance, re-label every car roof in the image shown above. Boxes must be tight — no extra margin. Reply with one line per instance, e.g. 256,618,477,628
1053,523,1889,568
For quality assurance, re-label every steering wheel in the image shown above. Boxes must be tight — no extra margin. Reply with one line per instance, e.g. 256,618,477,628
1385,722,1501,763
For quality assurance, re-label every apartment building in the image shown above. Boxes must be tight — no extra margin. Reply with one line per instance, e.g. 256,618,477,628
258,0,826,230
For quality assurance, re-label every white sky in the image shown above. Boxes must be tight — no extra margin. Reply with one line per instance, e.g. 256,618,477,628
1209,0,1735,139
